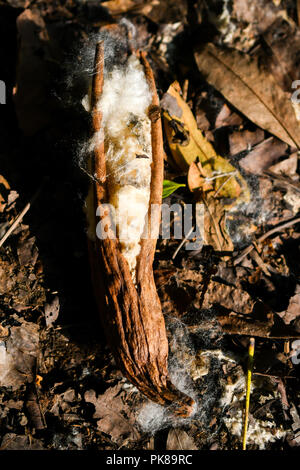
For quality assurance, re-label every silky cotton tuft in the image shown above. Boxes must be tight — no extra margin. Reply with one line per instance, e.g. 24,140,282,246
90,54,153,281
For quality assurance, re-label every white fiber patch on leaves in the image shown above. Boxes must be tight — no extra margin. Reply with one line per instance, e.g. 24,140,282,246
91,54,153,280
220,370,286,449
224,409,286,450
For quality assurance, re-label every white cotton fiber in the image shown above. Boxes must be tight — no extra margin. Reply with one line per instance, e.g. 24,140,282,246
91,54,153,280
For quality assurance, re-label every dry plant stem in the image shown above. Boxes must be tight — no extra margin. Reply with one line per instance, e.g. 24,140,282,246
172,225,194,260
0,187,41,248
242,337,255,450
182,79,189,101
233,216,300,265
87,42,194,417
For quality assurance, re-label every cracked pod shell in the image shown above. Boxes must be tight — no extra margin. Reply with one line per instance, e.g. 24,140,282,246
86,39,194,417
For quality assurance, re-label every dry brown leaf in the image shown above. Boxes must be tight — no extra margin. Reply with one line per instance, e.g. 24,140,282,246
84,385,142,445
0,175,10,213
0,321,39,390
215,103,243,129
201,194,234,252
239,137,287,174
201,279,255,314
166,429,198,450
277,285,300,325
269,152,298,177
194,43,300,149
229,129,264,155
102,0,188,23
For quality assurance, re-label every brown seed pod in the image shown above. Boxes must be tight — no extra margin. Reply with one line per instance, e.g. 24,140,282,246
86,39,195,417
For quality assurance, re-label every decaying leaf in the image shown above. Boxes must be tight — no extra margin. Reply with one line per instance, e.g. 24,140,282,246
229,128,264,155
101,0,188,24
163,82,247,200
194,43,300,148
162,82,250,251
239,137,287,175
0,321,39,390
277,285,300,325
84,385,142,445
162,82,249,203
166,429,198,450
201,279,255,314
0,434,45,450
0,175,10,213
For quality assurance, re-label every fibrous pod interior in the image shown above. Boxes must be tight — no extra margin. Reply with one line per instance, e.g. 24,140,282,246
85,35,195,417
90,55,153,280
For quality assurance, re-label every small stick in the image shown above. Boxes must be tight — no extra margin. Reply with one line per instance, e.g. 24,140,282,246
233,216,300,265
213,172,236,198
182,79,189,101
242,337,255,450
0,188,41,248
172,225,194,259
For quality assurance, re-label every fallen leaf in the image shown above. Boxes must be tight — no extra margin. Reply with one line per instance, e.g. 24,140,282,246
194,43,300,148
199,193,234,252
101,0,188,24
0,434,45,450
229,129,264,155
166,429,198,450
17,236,39,267
0,175,10,213
215,103,243,129
232,0,284,38
0,321,39,390
239,137,287,174
162,82,250,206
201,279,255,314
277,285,300,325
262,16,300,91
269,152,298,177
84,384,142,445
162,82,250,252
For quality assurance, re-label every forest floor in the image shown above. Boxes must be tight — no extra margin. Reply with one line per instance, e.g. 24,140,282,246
0,0,300,450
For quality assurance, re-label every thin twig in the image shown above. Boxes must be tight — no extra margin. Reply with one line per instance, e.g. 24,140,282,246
242,337,255,450
172,225,194,260
213,172,236,198
182,79,189,101
0,188,41,248
233,216,300,265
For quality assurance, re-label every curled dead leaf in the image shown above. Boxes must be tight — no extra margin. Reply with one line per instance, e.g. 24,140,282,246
194,43,300,149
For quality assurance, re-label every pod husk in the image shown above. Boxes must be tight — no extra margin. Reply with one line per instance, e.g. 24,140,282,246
86,40,194,417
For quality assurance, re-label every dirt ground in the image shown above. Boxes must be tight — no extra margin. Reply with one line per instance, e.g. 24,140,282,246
0,0,300,450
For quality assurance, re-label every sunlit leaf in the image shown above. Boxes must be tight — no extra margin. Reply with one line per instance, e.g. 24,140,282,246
162,179,186,198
